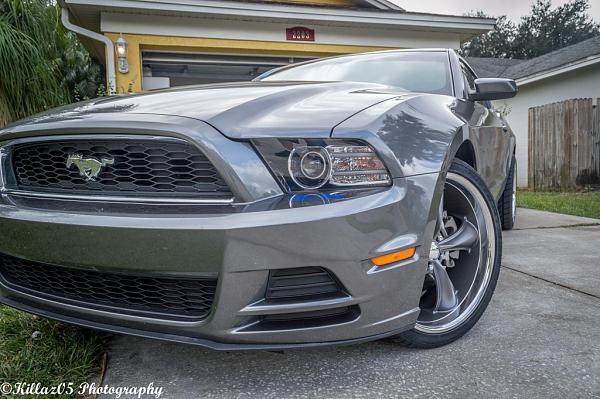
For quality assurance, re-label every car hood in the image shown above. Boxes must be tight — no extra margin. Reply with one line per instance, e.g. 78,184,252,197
5,81,408,139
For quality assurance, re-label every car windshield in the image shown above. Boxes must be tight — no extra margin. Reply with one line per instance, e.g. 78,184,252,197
257,51,453,95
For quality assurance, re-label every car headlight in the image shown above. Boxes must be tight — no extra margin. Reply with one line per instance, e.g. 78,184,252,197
288,146,331,189
253,139,392,192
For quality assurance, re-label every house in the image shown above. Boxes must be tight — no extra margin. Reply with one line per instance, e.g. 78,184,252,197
467,35,600,188
59,0,494,93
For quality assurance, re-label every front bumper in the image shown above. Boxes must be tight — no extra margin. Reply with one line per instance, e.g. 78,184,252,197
0,115,441,349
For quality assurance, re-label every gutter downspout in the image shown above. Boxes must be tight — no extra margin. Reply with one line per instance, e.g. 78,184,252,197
60,7,117,94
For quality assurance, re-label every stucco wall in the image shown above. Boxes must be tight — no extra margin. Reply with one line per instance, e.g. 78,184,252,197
101,12,462,50
500,63,600,187
103,11,464,94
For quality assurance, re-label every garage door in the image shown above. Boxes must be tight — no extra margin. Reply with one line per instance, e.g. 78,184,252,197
141,52,314,90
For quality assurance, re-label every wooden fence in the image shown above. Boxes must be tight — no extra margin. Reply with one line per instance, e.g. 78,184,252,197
528,98,600,191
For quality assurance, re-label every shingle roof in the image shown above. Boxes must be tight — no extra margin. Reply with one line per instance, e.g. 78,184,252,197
465,57,525,78
467,35,600,80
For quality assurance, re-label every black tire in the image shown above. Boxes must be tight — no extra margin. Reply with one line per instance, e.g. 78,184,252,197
391,159,502,348
498,155,517,230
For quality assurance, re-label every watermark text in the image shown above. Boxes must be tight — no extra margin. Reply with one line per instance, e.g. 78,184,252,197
0,381,164,398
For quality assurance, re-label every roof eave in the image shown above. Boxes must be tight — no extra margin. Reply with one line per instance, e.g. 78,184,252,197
64,0,494,33
516,54,600,86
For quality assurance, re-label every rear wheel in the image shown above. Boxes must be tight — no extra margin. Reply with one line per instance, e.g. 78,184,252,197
392,159,502,348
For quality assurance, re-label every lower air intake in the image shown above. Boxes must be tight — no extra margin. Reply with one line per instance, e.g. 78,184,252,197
266,267,346,302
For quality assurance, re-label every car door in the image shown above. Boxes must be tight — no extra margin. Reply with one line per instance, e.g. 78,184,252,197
458,59,513,200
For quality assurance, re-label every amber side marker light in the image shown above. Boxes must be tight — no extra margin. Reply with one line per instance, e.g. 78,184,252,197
371,247,417,267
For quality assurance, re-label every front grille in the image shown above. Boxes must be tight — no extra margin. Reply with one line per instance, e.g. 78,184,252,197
266,267,346,302
0,254,218,321
10,138,232,199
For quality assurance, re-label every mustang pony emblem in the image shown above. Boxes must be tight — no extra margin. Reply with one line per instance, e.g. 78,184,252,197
66,154,114,181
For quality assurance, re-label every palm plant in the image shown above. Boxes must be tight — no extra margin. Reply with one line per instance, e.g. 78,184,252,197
0,0,102,127
0,0,67,125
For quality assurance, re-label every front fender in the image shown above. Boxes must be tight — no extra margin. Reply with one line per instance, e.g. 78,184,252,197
332,94,472,271
332,94,468,179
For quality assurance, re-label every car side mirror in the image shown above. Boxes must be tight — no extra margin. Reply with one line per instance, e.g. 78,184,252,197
469,78,518,101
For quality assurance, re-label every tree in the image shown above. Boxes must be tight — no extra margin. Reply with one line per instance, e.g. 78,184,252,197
461,13,516,58
0,0,102,127
511,0,599,58
461,0,600,59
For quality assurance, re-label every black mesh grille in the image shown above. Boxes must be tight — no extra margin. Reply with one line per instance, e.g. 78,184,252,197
266,267,345,302
10,139,232,198
0,254,218,321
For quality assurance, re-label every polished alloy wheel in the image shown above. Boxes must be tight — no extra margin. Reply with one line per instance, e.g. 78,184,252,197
415,172,496,334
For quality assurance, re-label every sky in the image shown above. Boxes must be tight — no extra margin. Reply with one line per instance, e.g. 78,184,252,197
389,0,600,23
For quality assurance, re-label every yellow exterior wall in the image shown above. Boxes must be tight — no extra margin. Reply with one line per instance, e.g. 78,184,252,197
104,33,393,93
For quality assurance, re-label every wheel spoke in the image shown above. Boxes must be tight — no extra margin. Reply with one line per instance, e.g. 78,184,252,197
416,170,497,333
436,194,448,238
437,218,479,253
432,260,458,312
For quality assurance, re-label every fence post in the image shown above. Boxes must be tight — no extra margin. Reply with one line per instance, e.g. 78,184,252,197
590,98,600,183
594,98,600,174
528,107,535,190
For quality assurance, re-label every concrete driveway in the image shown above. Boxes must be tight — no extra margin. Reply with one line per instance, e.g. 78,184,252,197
99,209,600,398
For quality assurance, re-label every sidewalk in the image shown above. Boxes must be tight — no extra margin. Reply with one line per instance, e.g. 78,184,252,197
505,208,600,297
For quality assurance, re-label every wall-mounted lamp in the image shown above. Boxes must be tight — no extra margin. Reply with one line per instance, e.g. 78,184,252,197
115,34,128,74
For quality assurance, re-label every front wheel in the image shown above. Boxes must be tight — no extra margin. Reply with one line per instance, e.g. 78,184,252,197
392,159,502,348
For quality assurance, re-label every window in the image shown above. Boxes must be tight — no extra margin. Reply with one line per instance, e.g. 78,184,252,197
258,51,453,96
460,62,477,93
460,61,492,108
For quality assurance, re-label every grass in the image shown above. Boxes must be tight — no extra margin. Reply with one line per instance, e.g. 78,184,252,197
0,306,107,398
518,191,600,220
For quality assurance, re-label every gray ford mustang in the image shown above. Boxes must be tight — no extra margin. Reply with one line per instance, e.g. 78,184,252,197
0,49,517,349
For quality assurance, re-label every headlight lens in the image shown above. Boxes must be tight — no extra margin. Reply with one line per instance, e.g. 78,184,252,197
253,139,392,192
289,146,331,189
326,144,391,187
